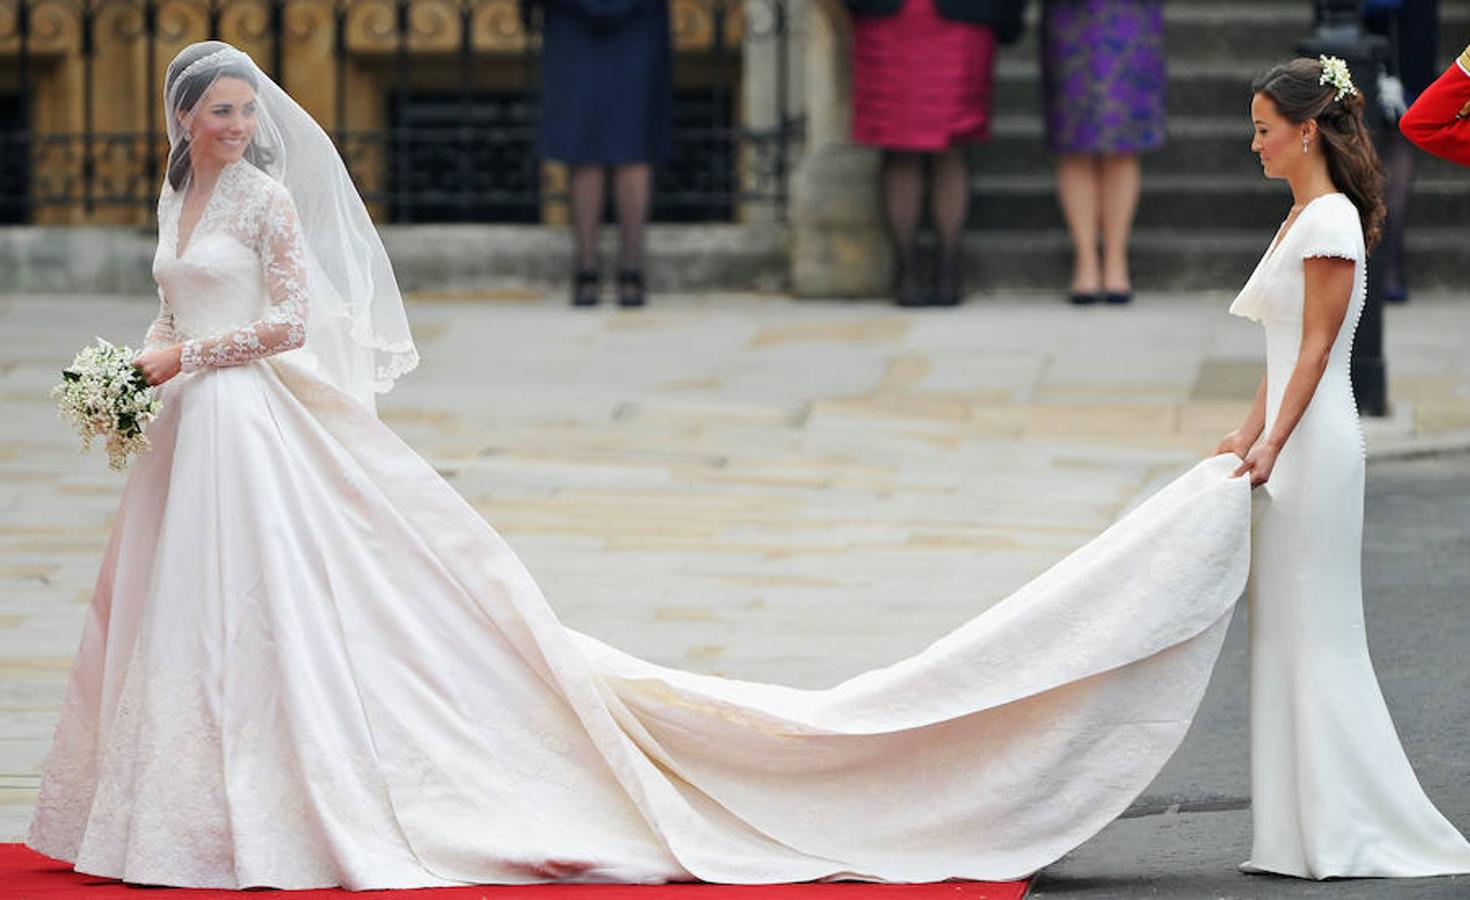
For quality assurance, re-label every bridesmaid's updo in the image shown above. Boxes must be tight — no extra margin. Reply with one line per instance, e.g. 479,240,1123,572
165,42,274,191
1253,57,1386,249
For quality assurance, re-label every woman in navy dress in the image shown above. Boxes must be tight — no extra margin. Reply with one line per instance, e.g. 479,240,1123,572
534,0,673,307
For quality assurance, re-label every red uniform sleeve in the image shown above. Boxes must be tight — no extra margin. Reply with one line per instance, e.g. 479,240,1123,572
1400,48,1470,168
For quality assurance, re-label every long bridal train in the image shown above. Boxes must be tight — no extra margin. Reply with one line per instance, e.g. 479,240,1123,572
27,344,1254,889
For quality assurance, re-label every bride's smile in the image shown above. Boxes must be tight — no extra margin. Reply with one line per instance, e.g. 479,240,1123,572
184,76,258,169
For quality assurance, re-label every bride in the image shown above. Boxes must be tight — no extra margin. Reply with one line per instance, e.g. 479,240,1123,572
20,43,1462,889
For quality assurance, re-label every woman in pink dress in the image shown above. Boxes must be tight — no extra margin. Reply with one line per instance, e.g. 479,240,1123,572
844,0,1025,306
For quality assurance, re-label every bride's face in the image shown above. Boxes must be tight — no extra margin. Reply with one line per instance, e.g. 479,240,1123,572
1250,93,1308,181
185,76,258,170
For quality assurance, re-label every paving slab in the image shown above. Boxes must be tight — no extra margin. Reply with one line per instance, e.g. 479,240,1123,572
1,289,1467,856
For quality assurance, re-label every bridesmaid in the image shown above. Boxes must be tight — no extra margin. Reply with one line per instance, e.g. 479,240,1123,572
1220,56,1470,880
531,0,673,308
1041,0,1166,305
844,0,1026,306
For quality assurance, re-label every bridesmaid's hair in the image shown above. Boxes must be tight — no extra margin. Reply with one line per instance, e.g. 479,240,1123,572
165,44,275,191
1252,58,1385,249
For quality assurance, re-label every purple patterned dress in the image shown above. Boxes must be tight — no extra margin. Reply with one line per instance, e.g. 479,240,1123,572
1041,0,1166,155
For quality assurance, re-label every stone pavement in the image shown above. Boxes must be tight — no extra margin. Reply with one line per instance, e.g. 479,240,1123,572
1,289,1468,846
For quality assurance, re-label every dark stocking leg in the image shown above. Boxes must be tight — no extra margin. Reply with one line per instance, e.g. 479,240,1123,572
568,165,607,305
930,145,971,304
1378,130,1414,302
569,164,606,273
612,163,652,306
612,163,652,272
881,150,925,305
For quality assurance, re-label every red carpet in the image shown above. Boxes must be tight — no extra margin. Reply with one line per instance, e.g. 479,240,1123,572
0,846,1028,899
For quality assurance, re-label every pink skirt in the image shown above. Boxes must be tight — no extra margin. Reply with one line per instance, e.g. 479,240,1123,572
851,0,998,151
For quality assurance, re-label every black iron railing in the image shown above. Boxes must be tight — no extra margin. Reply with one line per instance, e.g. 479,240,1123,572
0,0,799,224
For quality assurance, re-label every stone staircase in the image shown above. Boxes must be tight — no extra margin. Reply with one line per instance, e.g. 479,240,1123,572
967,0,1470,292
12,1,1466,297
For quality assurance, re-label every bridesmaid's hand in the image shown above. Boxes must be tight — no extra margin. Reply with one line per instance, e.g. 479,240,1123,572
1232,442,1280,486
135,344,183,387
1214,430,1253,459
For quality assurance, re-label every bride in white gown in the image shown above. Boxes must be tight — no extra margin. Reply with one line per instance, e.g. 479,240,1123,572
24,39,1253,891
1220,57,1470,880
19,44,1460,890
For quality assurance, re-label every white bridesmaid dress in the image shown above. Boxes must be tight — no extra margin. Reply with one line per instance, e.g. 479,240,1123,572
25,158,1258,889
1229,191,1470,879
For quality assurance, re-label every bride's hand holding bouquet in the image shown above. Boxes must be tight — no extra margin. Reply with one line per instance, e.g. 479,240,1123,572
52,338,167,471
134,344,183,386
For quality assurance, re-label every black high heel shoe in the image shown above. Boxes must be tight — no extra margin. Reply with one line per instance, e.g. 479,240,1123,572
931,256,963,307
571,269,600,307
617,269,646,308
893,263,926,307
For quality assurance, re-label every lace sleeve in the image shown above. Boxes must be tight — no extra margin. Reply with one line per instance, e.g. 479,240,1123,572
179,185,308,372
143,289,178,351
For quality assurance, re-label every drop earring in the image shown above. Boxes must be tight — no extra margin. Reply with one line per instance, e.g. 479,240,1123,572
1302,135,1310,154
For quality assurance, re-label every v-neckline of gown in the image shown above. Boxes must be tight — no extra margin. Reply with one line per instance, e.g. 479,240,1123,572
174,163,234,260
1261,191,1342,266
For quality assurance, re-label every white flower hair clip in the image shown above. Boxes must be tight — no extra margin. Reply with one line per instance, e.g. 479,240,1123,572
1318,55,1358,102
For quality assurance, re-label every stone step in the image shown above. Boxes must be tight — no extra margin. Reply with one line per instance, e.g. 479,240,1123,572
968,116,1470,180
950,227,1468,293
993,62,1272,121
376,224,1468,294
965,174,1470,231
4,222,1462,296
1002,3,1470,65
991,61,1470,127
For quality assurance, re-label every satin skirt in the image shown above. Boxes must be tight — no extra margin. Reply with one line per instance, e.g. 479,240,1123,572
1243,358,1470,879
28,358,1252,889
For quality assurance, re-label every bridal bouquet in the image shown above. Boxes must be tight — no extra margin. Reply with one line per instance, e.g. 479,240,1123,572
53,338,164,471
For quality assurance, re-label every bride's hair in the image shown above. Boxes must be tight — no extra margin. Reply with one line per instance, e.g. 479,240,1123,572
1252,58,1385,249
165,43,276,191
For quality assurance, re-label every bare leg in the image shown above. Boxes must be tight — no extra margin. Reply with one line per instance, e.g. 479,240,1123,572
1378,130,1414,302
1057,154,1102,299
1099,153,1141,298
881,150,925,305
930,145,970,304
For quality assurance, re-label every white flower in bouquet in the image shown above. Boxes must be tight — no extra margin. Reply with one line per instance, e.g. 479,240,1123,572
53,338,165,471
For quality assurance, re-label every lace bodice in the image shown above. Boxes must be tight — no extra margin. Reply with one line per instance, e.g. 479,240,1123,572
147,160,308,371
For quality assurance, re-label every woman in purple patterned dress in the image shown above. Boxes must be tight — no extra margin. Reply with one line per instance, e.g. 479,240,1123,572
1041,0,1166,304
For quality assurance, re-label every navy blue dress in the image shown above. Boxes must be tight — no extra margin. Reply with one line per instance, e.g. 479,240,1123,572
537,0,673,164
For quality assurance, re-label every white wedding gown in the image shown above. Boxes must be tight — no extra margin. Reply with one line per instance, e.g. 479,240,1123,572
1230,191,1470,879
25,159,1255,889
